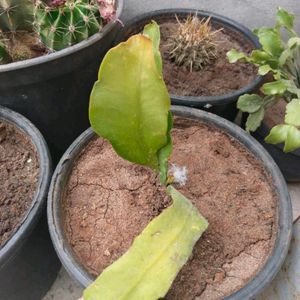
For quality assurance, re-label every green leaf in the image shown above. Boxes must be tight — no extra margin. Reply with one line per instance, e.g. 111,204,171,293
237,94,263,113
89,34,171,170
158,112,173,184
265,124,300,152
285,99,300,126
245,106,265,132
226,49,248,63
262,80,287,95
265,124,289,144
254,27,284,57
250,50,273,63
287,37,300,49
143,21,163,74
276,7,295,30
83,185,208,300
285,126,300,152
278,48,292,66
258,64,274,75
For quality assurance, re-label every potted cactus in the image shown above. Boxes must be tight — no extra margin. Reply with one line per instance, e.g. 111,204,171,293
114,9,263,121
227,7,300,181
48,22,292,300
0,0,123,162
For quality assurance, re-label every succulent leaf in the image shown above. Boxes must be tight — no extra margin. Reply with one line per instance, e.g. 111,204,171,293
83,185,208,300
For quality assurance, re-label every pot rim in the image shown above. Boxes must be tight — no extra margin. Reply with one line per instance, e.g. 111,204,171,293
115,8,263,106
0,0,124,73
0,106,52,268
48,106,292,299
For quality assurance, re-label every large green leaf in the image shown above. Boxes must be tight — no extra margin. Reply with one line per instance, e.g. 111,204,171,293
262,80,287,95
254,27,284,57
83,185,208,300
237,94,263,113
285,99,300,126
265,124,300,152
276,7,295,31
246,106,265,132
89,34,171,170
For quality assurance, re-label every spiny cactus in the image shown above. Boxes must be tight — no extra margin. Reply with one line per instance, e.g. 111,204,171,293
34,0,103,51
168,15,220,72
0,0,34,32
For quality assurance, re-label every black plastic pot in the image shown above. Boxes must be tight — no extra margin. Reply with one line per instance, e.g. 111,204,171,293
0,106,60,300
48,106,292,300
114,9,263,121
0,0,123,164
254,123,300,182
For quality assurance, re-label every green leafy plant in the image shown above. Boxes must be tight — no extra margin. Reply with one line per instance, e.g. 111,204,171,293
85,22,208,300
0,0,115,63
168,15,220,72
227,7,300,152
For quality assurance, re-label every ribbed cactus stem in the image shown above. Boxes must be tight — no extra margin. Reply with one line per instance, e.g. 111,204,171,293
0,0,34,32
34,0,103,51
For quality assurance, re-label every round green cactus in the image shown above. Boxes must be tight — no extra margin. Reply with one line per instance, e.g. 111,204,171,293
0,0,34,32
34,0,103,51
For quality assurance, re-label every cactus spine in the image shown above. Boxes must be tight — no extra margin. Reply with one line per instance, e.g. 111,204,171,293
34,0,103,51
0,0,34,32
168,15,220,72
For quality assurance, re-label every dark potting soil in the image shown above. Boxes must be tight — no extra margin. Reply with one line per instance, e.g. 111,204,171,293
0,121,39,247
160,18,257,97
63,118,277,299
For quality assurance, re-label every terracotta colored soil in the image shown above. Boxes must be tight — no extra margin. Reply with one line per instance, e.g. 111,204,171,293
264,99,286,128
0,121,39,247
160,18,257,97
63,118,277,299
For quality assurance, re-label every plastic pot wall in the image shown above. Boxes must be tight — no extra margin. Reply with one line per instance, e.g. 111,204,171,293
48,106,292,300
0,0,123,164
114,9,263,121
0,106,60,300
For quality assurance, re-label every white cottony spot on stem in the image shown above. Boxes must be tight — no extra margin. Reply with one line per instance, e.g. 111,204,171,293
169,164,188,186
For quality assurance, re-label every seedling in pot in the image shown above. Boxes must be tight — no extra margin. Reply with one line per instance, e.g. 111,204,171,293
168,14,221,72
80,21,208,300
0,0,116,63
227,7,300,152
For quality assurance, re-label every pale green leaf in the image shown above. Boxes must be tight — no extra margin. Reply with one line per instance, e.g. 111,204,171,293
143,21,162,74
276,7,294,30
89,35,171,169
285,99,300,126
83,185,208,300
284,126,300,152
262,80,287,95
237,94,263,113
254,27,284,57
287,37,300,49
226,49,248,63
258,64,274,75
278,48,292,66
265,124,289,144
246,106,265,132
